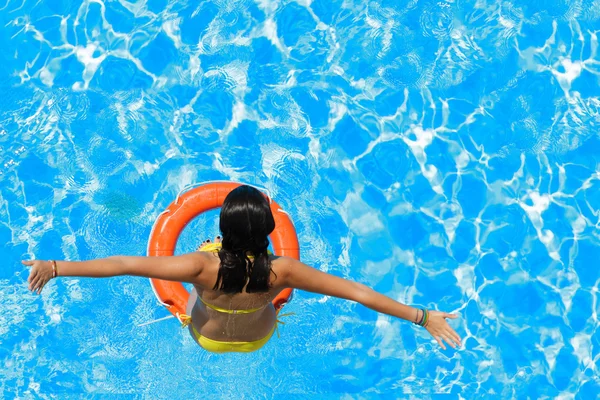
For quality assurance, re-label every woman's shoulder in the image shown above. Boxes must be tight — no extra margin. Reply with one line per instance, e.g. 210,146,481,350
187,250,218,269
270,255,295,268
191,250,222,285
269,256,302,288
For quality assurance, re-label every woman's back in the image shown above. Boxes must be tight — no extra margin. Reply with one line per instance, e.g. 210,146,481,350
187,248,289,342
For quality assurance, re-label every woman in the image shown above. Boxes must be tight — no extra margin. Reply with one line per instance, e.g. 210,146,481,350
23,185,461,352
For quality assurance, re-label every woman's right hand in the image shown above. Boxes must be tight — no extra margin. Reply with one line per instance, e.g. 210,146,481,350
424,311,462,349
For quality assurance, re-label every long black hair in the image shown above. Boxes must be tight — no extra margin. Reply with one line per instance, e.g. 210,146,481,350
213,185,275,293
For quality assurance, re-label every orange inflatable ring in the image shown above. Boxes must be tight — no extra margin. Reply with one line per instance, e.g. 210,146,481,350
147,182,299,324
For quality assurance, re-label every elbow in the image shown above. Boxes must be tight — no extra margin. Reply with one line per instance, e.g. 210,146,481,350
106,256,127,276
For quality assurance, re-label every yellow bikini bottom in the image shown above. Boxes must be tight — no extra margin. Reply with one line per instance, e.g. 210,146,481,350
190,323,276,353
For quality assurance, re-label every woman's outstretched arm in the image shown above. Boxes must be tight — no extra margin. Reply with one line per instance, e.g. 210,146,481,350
22,253,205,294
279,257,462,350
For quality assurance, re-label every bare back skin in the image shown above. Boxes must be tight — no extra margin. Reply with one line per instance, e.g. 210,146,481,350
187,250,289,342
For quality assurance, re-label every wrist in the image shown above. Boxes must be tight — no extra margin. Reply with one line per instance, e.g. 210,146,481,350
413,308,429,327
49,260,59,278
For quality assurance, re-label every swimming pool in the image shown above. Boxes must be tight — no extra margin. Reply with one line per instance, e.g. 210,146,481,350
1,0,599,397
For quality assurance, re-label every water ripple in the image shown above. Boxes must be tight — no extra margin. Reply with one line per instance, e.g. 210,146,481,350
420,2,455,39
82,190,144,257
86,136,129,178
380,53,425,89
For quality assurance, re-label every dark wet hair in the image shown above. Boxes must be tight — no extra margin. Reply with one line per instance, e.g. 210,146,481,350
213,185,275,293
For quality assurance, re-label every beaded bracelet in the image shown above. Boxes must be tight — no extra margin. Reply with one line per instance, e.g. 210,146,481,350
50,260,58,278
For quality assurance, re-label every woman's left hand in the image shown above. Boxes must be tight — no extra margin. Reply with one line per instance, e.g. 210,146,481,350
424,310,461,350
22,260,54,294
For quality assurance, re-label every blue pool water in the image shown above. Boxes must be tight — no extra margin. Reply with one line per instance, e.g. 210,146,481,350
1,0,600,397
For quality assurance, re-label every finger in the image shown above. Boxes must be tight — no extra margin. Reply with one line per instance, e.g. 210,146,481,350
31,276,45,292
215,236,221,243
28,271,37,283
29,276,41,291
449,330,462,345
36,278,48,293
449,334,461,347
444,313,458,319
31,281,42,293
435,336,446,350
442,334,456,349
22,260,35,267
446,327,461,344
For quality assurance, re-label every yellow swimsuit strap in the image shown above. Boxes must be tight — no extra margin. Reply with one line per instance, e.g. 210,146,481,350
196,241,273,258
198,297,265,314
